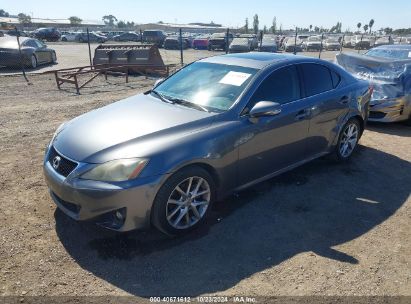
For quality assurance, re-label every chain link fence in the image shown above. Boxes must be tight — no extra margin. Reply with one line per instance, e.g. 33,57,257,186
0,25,405,84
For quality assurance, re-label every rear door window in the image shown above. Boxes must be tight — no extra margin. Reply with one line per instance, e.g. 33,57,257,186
250,65,301,106
300,63,334,96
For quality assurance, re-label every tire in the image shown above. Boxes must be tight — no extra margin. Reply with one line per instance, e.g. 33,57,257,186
62,37,67,42
151,166,216,236
333,118,361,161
30,54,37,69
51,52,57,64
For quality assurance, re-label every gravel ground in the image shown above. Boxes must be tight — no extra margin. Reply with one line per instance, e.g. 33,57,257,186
0,74,410,301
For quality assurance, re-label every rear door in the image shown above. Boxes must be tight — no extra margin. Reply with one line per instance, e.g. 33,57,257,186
237,65,311,186
298,63,349,157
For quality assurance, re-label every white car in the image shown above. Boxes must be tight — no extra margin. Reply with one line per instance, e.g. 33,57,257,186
61,32,80,42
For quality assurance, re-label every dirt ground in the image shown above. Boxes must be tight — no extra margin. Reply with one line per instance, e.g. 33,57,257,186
0,74,410,301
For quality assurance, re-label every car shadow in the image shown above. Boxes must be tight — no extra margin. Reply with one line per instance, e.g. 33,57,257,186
55,145,410,296
367,121,411,137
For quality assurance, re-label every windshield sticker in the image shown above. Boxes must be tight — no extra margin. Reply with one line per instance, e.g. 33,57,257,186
219,71,252,86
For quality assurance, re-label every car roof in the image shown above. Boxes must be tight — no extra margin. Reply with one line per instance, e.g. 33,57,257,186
200,52,327,69
372,44,411,51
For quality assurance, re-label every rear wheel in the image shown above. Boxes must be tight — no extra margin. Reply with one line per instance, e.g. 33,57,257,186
334,118,361,161
30,55,37,69
151,166,216,236
51,52,57,63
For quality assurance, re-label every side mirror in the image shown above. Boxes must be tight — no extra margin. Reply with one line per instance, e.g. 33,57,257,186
249,101,282,118
154,78,164,88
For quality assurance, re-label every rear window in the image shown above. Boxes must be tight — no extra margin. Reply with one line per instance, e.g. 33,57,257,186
300,63,334,96
331,70,341,88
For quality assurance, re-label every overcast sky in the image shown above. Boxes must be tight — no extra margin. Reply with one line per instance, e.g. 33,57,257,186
2,0,410,30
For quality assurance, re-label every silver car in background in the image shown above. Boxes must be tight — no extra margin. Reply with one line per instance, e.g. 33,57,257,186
44,53,371,236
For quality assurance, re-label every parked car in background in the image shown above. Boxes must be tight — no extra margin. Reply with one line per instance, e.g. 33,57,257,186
75,32,107,43
113,32,141,42
351,35,371,50
342,35,353,48
394,37,411,45
61,32,80,42
336,45,411,123
259,35,278,52
143,30,167,46
208,32,233,51
1,29,28,37
373,36,394,47
44,52,371,235
0,37,57,69
239,34,259,50
163,36,189,49
32,28,61,42
282,37,302,52
229,37,252,53
302,36,323,51
192,35,209,49
323,38,341,51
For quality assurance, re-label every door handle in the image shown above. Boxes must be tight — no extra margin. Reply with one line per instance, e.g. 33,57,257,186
339,96,350,104
295,108,310,120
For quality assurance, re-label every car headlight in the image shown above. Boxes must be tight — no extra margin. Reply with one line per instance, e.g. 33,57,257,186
80,158,149,182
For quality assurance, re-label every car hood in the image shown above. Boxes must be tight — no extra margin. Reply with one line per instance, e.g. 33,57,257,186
53,93,216,162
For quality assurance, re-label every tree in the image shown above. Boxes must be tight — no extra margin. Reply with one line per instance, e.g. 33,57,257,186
357,22,361,33
368,19,374,34
102,15,117,27
271,17,277,34
117,20,126,28
68,16,82,25
309,24,313,32
17,13,31,25
126,21,135,28
263,25,267,34
383,27,393,35
244,18,249,34
314,26,320,33
363,24,369,33
253,14,259,35
0,9,10,17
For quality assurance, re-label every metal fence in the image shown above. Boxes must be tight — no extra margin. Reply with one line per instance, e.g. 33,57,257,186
0,26,400,84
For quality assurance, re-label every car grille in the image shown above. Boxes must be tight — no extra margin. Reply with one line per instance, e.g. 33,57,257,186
48,146,78,177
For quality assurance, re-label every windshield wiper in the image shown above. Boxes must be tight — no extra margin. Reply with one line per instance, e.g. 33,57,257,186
147,89,174,104
167,97,210,112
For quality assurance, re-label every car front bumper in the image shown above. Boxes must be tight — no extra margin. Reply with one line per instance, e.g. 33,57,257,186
368,96,411,122
43,148,170,232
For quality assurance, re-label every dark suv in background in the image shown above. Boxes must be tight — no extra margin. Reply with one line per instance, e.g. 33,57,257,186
143,30,167,46
208,32,234,51
31,28,61,42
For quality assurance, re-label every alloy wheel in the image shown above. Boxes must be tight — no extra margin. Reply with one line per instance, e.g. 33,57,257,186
339,123,359,158
166,176,211,229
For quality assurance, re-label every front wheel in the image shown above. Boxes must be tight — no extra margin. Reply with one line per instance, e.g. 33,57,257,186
334,119,361,161
151,166,216,236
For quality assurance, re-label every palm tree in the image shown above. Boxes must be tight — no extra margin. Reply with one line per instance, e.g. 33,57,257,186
357,22,361,33
363,24,369,33
309,24,312,32
368,19,374,34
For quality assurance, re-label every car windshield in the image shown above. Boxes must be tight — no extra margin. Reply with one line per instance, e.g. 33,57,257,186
366,48,411,60
154,62,258,111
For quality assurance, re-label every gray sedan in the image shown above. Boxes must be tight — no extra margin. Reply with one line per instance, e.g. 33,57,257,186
44,53,371,236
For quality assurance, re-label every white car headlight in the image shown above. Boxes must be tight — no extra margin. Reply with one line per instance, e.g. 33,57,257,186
80,158,149,182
